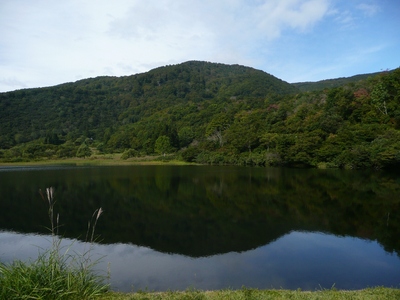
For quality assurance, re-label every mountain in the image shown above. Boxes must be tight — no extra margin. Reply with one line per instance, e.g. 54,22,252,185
292,71,382,92
1,61,400,169
0,61,296,149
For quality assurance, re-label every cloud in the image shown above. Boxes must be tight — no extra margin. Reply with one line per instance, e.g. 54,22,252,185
2,0,395,92
356,3,380,16
105,0,330,65
330,1,381,30
256,0,330,39
0,0,331,92
0,77,27,90
332,10,355,28
121,0,332,43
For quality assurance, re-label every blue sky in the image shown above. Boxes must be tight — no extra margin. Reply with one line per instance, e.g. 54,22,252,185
0,0,399,92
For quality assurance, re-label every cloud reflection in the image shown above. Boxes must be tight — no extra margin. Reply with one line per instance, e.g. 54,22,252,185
1,231,399,292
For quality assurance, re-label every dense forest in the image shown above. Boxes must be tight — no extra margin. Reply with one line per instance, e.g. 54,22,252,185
1,60,399,169
292,71,381,92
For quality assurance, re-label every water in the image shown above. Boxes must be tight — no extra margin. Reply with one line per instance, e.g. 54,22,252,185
0,165,399,291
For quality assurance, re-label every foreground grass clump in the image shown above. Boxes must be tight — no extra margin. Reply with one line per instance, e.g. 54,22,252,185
0,187,109,299
0,251,108,300
98,287,400,300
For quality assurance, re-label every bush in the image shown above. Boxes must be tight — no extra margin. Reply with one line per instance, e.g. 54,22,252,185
181,147,202,162
121,149,139,160
56,143,78,158
76,143,92,158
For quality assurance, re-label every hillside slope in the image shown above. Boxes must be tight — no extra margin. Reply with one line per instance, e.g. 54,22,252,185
292,71,382,92
1,62,400,169
0,61,295,149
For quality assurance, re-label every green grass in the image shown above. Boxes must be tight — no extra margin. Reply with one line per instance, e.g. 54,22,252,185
0,247,108,299
0,187,109,299
0,153,197,167
98,287,400,300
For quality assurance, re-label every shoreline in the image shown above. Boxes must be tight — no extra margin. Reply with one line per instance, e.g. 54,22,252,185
98,287,400,299
0,154,196,167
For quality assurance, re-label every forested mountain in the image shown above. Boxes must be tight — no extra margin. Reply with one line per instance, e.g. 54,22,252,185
1,61,400,169
292,72,381,92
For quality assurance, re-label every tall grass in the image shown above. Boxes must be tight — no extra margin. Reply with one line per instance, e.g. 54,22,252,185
0,187,109,299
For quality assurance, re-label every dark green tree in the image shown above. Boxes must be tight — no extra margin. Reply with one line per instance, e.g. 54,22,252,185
155,136,172,155
76,143,92,158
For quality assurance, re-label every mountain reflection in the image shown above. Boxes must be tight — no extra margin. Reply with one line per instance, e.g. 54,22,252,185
0,165,398,257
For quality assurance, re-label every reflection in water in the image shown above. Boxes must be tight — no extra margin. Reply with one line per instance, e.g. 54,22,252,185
1,230,399,292
0,165,399,291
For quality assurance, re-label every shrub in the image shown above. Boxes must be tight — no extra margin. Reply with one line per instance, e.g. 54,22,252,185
121,149,139,160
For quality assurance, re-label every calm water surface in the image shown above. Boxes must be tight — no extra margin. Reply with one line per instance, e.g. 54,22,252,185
0,165,399,291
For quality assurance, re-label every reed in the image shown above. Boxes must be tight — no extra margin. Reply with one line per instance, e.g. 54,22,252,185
0,187,109,299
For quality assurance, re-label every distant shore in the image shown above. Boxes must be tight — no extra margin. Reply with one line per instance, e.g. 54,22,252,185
0,154,196,167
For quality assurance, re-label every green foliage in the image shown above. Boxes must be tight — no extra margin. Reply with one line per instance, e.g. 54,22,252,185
205,113,232,147
44,132,63,145
181,146,202,162
225,110,265,152
121,148,140,160
1,62,400,169
154,135,172,155
57,141,78,158
293,71,381,92
76,143,92,158
178,126,195,148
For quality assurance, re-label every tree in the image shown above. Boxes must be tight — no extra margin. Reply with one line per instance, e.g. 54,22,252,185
371,82,389,115
44,133,62,145
260,132,279,151
205,113,231,147
154,136,172,155
178,126,195,148
76,143,92,158
225,110,264,153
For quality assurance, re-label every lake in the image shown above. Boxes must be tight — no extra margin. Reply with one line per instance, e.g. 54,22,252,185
0,165,399,291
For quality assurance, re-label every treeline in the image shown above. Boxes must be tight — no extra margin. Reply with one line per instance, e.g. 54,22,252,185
0,61,399,169
292,71,381,92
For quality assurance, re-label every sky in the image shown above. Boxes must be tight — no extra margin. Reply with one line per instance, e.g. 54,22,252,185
0,0,399,93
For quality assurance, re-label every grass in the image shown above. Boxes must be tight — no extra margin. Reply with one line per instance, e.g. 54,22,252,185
0,187,109,299
0,249,108,300
0,153,197,167
97,287,400,300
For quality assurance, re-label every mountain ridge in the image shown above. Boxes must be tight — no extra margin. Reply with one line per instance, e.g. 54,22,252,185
1,60,385,94
0,60,296,148
292,71,383,92
1,60,399,169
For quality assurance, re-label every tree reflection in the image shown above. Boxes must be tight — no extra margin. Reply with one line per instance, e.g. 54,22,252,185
0,166,398,257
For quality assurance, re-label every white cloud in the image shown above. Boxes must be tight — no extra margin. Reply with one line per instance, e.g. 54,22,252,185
330,1,381,30
1,0,397,92
356,3,380,17
256,0,330,39
104,0,330,68
333,10,355,28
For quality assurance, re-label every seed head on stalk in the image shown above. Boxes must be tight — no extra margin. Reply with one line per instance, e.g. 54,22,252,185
39,186,57,236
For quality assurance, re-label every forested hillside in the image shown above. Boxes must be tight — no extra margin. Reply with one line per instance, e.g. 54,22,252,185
292,72,381,92
1,61,399,169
